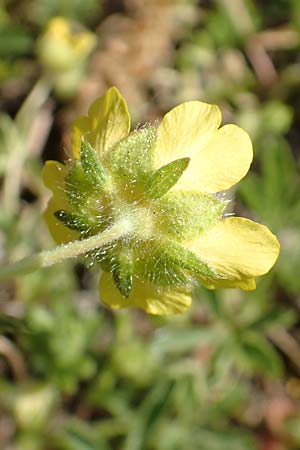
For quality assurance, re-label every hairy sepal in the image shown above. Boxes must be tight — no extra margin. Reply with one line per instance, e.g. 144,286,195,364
154,191,226,241
112,248,134,297
145,157,190,200
80,139,107,187
64,160,94,208
109,127,157,199
54,209,96,234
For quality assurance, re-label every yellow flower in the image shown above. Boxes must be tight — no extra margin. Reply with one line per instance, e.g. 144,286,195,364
36,17,96,98
37,17,96,73
43,87,280,315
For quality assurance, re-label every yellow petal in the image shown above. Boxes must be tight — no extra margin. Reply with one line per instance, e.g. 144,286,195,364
185,217,280,283
72,116,91,159
200,276,256,291
155,100,253,193
99,273,192,315
48,17,70,38
176,124,253,193
155,101,221,168
42,160,79,244
71,87,130,158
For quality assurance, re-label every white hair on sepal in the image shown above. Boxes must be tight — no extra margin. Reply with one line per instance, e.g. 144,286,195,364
135,119,158,131
223,212,236,217
140,239,188,288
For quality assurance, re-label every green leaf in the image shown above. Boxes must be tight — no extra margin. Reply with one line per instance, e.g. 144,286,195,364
145,157,190,199
63,429,97,450
236,331,283,377
247,307,296,332
207,342,235,384
0,24,33,58
238,138,300,229
62,422,110,450
0,314,27,333
124,381,174,450
151,327,218,355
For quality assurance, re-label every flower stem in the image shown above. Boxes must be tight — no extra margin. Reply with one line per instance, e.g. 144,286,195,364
0,220,131,280
2,77,51,215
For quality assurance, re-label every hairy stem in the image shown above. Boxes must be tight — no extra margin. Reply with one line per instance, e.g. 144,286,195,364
0,220,131,280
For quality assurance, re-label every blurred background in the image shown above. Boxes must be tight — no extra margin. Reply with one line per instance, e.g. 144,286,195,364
1,0,300,449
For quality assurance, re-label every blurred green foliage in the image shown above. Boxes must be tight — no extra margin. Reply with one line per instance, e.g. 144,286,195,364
1,1,300,449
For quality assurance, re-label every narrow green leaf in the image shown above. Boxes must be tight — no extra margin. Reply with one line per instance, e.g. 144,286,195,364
112,249,133,297
124,381,173,450
237,331,283,377
145,157,190,199
0,314,27,333
80,139,107,187
151,328,218,355
247,307,296,332
64,430,96,450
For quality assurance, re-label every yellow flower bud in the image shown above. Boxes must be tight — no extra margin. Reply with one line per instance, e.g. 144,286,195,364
36,17,96,97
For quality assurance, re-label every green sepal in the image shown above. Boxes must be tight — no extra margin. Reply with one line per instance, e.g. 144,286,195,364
145,157,190,200
65,160,93,208
112,249,133,297
54,210,95,233
135,238,215,288
135,241,188,287
110,127,156,180
155,191,225,241
164,240,215,278
109,127,157,200
80,139,107,187
91,243,117,271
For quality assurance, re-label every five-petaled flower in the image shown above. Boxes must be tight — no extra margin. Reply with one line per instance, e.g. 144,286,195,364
42,87,280,315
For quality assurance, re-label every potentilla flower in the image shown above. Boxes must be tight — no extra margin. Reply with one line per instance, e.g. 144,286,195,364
36,17,96,98
36,17,96,73
42,87,280,315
